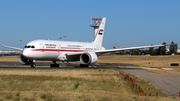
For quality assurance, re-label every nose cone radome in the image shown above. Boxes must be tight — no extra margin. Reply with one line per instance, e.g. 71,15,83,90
22,49,29,58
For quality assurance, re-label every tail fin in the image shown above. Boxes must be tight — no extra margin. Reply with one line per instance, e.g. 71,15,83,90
92,17,106,46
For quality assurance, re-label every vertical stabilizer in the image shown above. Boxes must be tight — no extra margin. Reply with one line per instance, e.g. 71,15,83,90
92,17,106,46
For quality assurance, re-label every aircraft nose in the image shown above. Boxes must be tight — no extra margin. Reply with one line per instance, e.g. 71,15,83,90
22,49,29,58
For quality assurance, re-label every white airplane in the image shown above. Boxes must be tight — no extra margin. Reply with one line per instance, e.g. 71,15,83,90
2,17,170,67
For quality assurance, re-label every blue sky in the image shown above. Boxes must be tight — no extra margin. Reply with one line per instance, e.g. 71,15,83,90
0,0,180,50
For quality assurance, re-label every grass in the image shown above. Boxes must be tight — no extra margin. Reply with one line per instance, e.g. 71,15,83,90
74,83,79,89
99,55,180,74
0,69,178,100
98,55,180,68
0,55,180,100
0,56,19,62
146,68,180,74
5,93,13,99
127,73,165,96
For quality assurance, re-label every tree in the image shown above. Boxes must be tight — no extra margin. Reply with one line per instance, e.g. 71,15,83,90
169,41,178,55
120,50,125,55
149,44,154,55
162,42,167,55
158,42,166,55
141,50,149,55
129,49,140,55
174,43,178,55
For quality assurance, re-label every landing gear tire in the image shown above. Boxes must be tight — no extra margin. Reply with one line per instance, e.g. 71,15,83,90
31,63,36,68
30,60,36,68
50,64,59,67
50,61,59,67
80,64,89,67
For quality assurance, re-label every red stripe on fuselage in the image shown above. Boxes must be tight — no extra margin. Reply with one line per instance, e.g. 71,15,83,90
31,49,89,52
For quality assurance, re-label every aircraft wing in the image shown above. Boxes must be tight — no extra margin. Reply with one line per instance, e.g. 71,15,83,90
95,44,171,55
1,44,23,51
66,44,175,56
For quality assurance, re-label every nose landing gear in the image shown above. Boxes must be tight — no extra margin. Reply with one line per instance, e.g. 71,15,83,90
30,60,36,68
31,63,36,68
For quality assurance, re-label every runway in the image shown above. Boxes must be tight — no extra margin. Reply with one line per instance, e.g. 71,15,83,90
123,69,180,97
0,61,180,97
0,61,135,69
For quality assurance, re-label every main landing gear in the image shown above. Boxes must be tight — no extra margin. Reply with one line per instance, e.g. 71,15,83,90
80,64,89,67
50,61,59,67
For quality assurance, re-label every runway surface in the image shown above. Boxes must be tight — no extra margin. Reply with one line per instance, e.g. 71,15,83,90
0,61,180,97
0,61,134,69
123,69,180,97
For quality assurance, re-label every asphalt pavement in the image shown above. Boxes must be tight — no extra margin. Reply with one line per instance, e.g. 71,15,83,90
122,69,180,97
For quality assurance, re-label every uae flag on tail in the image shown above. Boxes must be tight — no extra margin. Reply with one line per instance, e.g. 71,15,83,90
98,29,103,35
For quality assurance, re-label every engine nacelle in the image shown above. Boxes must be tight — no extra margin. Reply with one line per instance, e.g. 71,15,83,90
19,55,30,65
80,52,98,65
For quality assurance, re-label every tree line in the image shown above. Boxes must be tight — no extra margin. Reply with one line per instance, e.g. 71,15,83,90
118,41,178,55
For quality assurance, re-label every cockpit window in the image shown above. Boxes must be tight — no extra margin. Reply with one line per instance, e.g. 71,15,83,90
24,45,35,48
27,46,31,48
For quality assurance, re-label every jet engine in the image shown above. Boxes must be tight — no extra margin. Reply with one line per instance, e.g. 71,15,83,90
80,52,98,65
19,55,30,65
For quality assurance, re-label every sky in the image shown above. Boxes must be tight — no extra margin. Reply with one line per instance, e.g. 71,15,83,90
0,0,180,50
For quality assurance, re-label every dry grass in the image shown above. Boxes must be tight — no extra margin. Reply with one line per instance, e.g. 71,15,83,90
98,55,180,74
98,55,180,68
0,69,116,80
0,55,179,100
0,69,178,100
0,91,178,101
0,56,19,62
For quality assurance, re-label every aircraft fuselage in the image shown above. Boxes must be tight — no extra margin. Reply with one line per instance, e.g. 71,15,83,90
23,40,104,61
